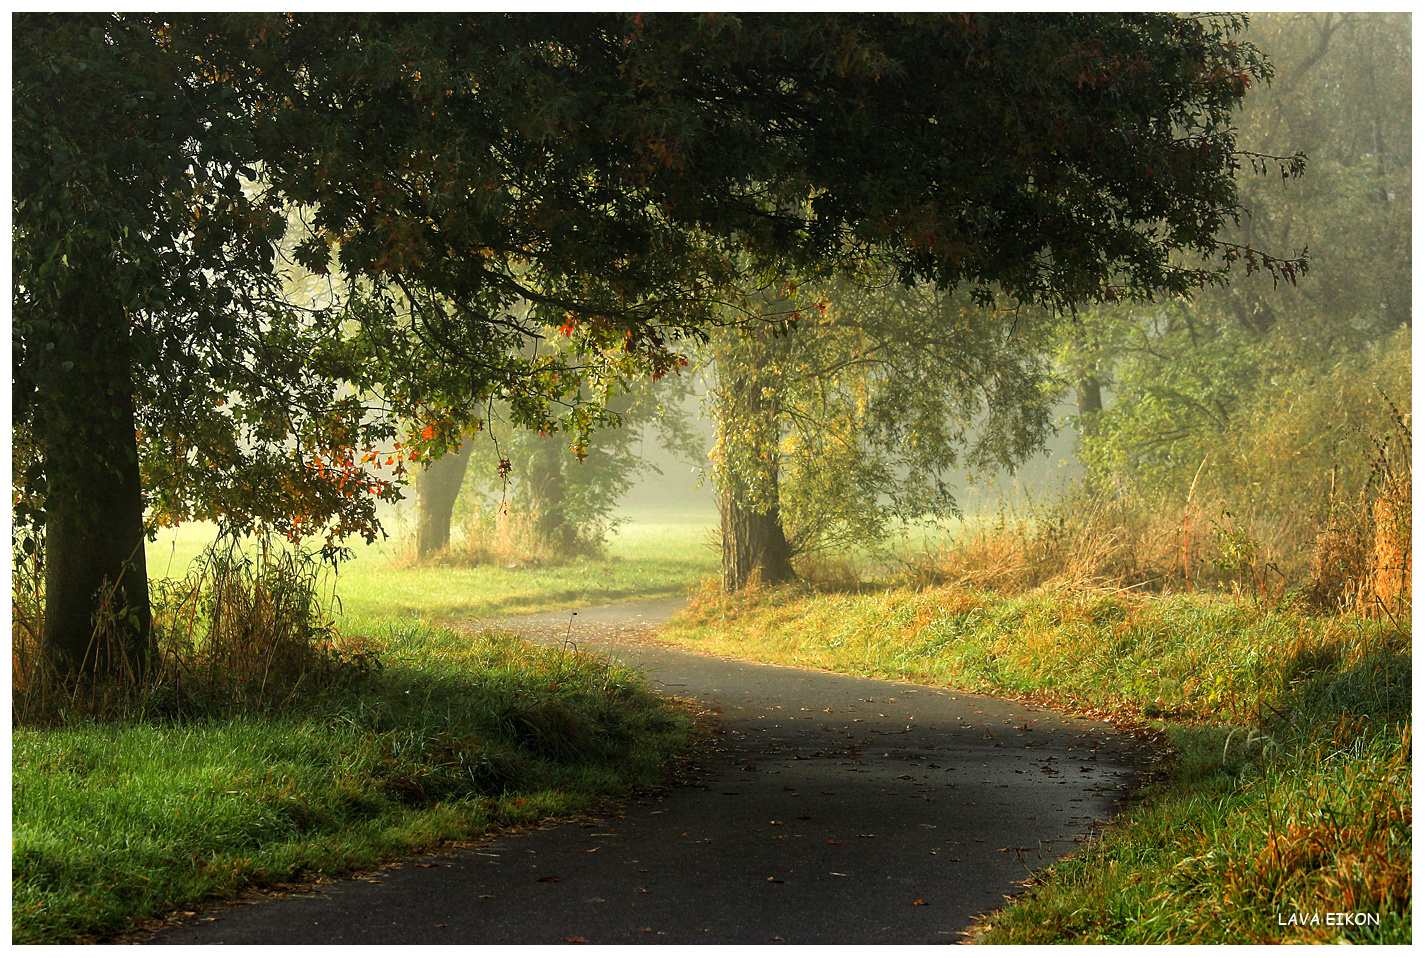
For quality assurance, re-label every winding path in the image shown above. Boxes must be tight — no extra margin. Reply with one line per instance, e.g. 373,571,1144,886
145,598,1155,945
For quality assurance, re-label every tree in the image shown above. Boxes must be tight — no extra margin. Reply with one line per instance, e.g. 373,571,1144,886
413,369,701,562
15,12,1294,677
711,279,1055,590
1057,12,1410,519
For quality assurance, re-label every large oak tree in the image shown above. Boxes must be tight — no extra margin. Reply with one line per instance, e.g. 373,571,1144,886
14,12,1298,677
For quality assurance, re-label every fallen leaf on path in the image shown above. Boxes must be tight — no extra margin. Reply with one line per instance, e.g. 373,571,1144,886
478,894,495,899
536,876,561,882
913,899,929,906
827,840,842,845
564,936,587,943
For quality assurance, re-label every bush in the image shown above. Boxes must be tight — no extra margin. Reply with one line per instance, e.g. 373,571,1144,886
12,536,375,726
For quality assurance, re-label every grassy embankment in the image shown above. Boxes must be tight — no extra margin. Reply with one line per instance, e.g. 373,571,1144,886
12,508,719,945
661,582,1411,944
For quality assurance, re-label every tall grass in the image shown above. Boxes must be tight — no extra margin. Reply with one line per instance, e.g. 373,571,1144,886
12,537,365,726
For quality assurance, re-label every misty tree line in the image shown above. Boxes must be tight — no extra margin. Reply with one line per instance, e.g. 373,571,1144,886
422,12,1409,592
17,13,1331,681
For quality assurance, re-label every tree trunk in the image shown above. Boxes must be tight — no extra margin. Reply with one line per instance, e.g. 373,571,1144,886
415,441,473,559
1075,373,1103,418
38,313,152,680
719,469,796,591
712,292,799,592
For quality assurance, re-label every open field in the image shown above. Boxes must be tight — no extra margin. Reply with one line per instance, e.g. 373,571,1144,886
144,506,722,631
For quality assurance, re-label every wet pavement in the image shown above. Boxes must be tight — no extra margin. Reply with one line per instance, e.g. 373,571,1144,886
143,599,1156,945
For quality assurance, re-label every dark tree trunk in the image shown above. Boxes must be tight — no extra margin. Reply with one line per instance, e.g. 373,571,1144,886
719,471,796,592
1075,374,1103,418
415,441,473,559
38,309,152,680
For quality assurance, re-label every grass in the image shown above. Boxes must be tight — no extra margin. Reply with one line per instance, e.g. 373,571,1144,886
661,582,1411,944
145,506,721,630
16,504,1409,943
13,509,719,945
12,622,694,944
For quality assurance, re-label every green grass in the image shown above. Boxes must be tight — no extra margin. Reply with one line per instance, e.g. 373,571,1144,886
12,622,694,944
14,511,718,944
662,583,1412,944
145,507,720,631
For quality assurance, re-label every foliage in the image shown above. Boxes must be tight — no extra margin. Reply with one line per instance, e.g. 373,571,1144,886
441,352,705,561
1058,12,1410,531
12,10,1303,548
710,278,1057,571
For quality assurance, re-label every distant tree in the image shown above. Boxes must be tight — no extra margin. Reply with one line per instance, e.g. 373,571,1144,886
14,12,1298,676
711,279,1055,590
414,366,701,562
1057,11,1410,515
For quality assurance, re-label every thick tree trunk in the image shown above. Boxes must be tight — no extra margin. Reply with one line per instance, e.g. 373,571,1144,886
719,472,796,592
38,317,152,680
415,441,473,559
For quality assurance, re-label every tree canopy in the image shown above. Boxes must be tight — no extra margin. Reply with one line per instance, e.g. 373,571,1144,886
13,11,1293,673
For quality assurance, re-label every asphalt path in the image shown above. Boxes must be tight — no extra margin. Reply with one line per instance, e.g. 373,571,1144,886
144,597,1155,945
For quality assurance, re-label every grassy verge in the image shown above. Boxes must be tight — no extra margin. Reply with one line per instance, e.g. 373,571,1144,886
662,583,1411,944
14,509,719,946
12,621,693,944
